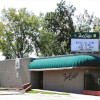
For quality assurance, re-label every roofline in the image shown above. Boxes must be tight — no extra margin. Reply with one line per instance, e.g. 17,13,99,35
35,53,100,60
0,53,99,62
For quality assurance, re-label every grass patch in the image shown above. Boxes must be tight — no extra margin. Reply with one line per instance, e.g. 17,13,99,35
58,93,70,95
27,90,70,95
27,90,40,93
41,91,56,94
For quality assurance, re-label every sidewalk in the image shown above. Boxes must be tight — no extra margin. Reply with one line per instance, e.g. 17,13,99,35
0,88,24,95
0,89,100,100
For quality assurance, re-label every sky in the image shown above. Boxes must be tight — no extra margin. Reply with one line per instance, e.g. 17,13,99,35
0,0,100,60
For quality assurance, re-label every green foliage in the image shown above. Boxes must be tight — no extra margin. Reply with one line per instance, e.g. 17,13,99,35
1,1,100,59
58,93,70,95
0,8,40,59
93,17,100,32
27,90,40,93
35,29,60,56
76,9,94,32
27,90,70,95
0,22,14,58
41,91,56,94
37,0,76,56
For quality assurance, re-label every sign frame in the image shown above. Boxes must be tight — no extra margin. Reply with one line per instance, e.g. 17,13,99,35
71,32,99,52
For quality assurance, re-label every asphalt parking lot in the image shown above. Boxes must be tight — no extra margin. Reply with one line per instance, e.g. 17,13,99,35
0,90,100,100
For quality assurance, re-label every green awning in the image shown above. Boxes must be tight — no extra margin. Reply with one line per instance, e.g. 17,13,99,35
29,55,100,70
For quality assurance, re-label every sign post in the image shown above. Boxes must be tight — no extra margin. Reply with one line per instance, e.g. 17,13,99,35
71,32,99,52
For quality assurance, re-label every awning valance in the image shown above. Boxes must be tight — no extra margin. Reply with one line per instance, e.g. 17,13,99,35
29,55,100,70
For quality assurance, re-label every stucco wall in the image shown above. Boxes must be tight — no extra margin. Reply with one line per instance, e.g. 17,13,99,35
0,58,33,88
19,58,33,84
43,69,85,93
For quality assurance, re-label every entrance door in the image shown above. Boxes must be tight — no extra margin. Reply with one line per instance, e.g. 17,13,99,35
39,71,43,89
84,74,94,90
84,73,100,91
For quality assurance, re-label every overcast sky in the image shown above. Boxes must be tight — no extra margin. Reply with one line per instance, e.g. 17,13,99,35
0,0,100,60
0,0,100,16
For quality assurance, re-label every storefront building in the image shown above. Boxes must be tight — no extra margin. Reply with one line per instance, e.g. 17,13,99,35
29,54,100,94
0,54,100,95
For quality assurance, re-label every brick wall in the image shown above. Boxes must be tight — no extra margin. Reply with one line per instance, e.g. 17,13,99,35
0,58,33,88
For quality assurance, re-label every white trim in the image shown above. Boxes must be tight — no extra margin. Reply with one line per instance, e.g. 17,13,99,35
29,67,100,71
29,67,73,71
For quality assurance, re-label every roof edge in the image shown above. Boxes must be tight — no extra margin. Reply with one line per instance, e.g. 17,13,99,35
36,53,99,60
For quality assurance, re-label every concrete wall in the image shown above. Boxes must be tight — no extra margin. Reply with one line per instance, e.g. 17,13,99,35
43,68,100,93
43,69,85,93
19,58,33,85
0,58,33,88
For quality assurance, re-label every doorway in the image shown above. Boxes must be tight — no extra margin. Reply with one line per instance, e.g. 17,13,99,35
31,71,43,89
84,74,94,90
84,73,100,91
39,71,43,89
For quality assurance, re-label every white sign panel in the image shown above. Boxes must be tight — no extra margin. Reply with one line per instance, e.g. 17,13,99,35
71,39,99,52
15,58,20,77
15,58,20,69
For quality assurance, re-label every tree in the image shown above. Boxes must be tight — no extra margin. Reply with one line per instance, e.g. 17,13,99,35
93,17,100,32
76,9,94,32
0,8,40,59
39,0,76,56
35,29,59,56
0,22,15,59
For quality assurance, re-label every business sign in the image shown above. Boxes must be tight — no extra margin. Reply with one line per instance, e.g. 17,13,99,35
71,32,99,52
